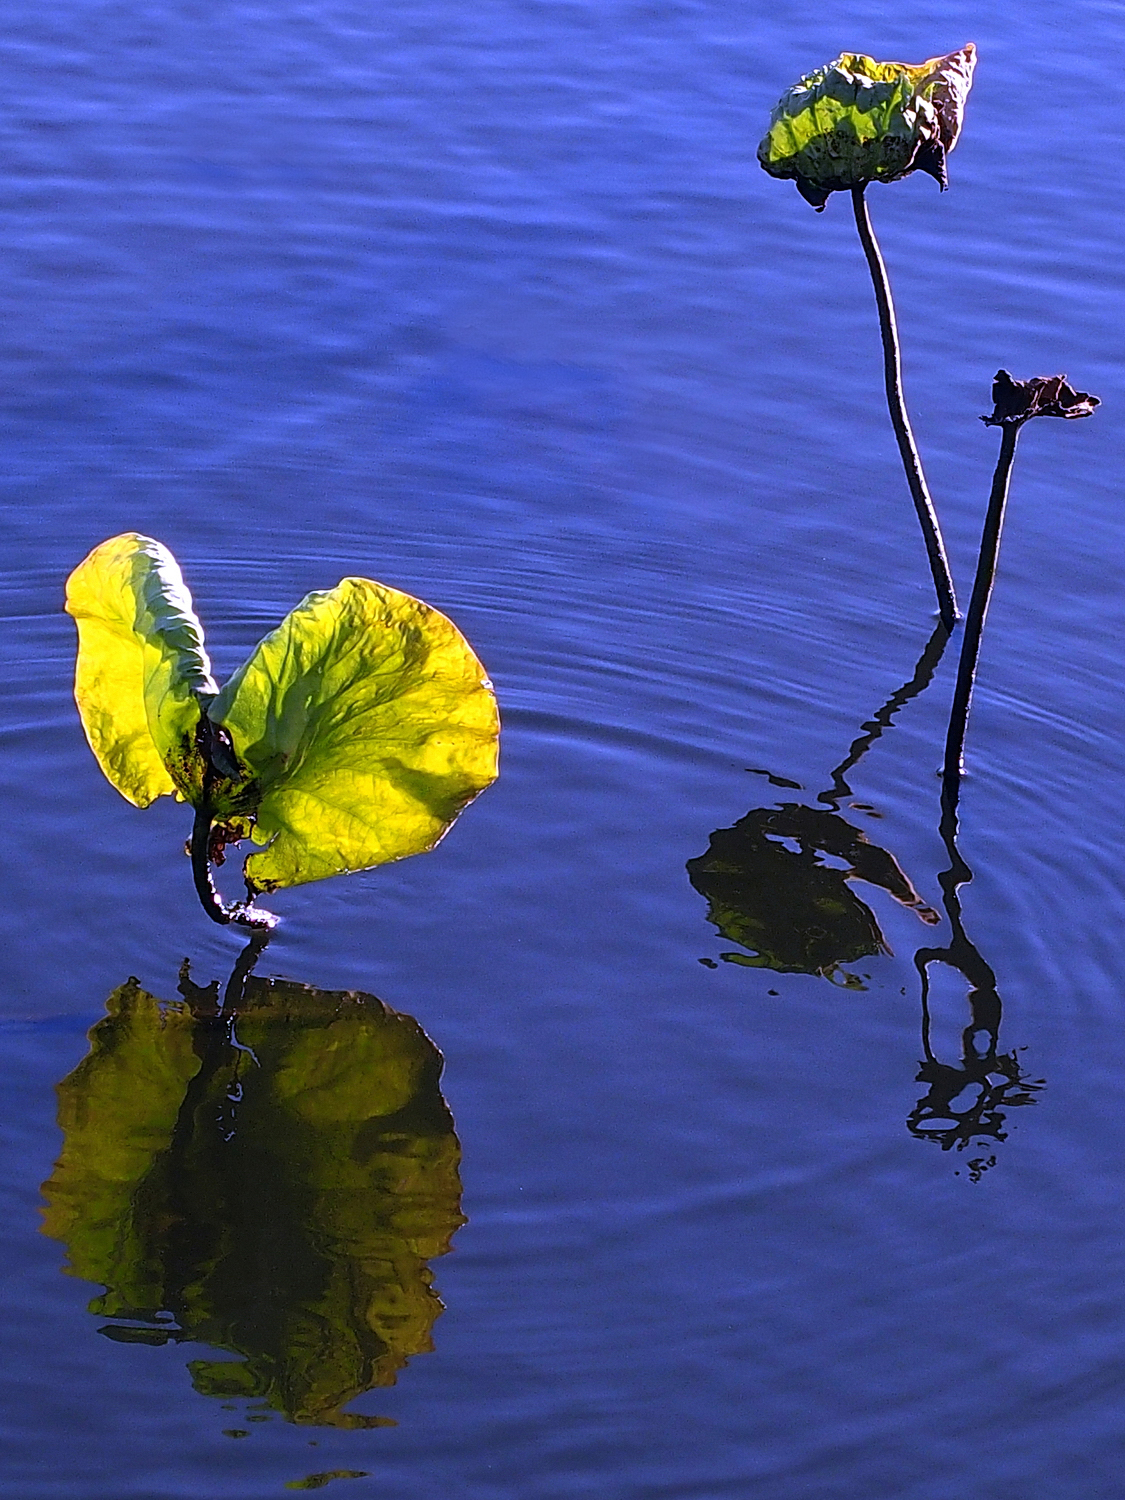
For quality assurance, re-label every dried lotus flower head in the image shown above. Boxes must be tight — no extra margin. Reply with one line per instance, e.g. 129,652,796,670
758,45,977,209
981,370,1101,427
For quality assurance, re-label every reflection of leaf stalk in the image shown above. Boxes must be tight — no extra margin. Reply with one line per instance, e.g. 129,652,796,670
921,421,1022,1048
909,423,1044,1168
852,186,958,629
224,932,271,1009
819,617,951,808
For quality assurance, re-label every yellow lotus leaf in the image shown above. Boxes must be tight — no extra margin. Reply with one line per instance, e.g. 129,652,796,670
210,578,499,892
65,534,217,806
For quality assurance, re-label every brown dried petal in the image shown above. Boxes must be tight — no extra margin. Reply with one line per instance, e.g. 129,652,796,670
924,44,977,153
981,369,1100,427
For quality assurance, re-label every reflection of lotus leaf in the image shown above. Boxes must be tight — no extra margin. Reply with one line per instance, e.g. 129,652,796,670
687,804,937,979
41,976,464,1427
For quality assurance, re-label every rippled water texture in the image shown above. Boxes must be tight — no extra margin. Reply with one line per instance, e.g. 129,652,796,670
2,2,1124,1496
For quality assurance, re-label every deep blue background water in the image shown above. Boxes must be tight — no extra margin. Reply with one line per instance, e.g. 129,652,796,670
2,2,1125,1495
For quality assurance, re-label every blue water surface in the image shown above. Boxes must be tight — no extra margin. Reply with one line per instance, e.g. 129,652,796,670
2,2,1125,1496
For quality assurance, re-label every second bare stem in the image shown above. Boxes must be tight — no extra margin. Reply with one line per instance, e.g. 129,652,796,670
942,421,1020,802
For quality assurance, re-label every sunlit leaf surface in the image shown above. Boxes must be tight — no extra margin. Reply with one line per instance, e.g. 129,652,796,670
65,534,218,807
66,538,500,903
688,804,938,982
758,45,976,208
41,975,464,1427
211,578,500,892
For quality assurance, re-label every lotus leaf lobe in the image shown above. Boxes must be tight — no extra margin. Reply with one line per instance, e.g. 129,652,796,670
210,577,500,892
66,534,217,807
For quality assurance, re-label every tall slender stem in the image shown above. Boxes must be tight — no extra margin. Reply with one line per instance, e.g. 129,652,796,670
851,186,958,629
941,423,1020,798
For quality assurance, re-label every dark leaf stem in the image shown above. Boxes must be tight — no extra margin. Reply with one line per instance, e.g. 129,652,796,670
907,428,1040,1165
851,186,958,629
919,422,1020,1064
190,802,276,931
941,422,1020,804
947,369,1097,800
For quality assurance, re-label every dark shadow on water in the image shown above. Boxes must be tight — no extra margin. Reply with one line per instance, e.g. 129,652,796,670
688,622,1043,1166
688,623,947,989
908,711,1044,1180
816,623,951,815
687,800,939,987
40,940,465,1428
906,409,1057,1176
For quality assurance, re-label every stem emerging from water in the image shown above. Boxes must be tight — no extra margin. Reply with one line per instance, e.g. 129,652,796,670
910,430,1037,1156
190,803,276,931
851,186,958,629
942,423,1020,797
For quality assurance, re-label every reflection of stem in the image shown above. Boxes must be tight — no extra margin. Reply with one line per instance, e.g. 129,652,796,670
911,779,1023,1163
167,1006,237,1170
224,932,270,1012
910,423,1042,1162
915,864,1000,1057
179,934,270,1017
819,619,951,808
190,804,275,932
923,421,1022,1049
155,1000,244,1327
852,186,958,629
